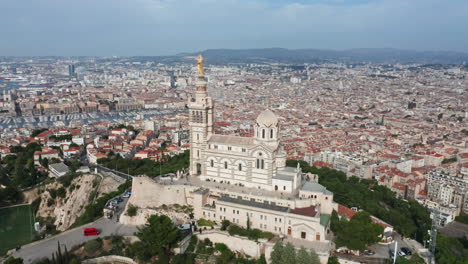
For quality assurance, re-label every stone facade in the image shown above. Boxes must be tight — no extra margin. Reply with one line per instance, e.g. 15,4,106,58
126,56,336,262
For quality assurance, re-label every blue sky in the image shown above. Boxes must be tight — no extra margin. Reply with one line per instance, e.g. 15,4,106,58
1,0,467,56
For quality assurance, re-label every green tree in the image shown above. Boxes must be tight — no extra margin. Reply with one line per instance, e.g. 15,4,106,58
280,243,296,264
330,210,340,233
435,234,468,264
327,256,339,264
40,157,49,169
270,241,283,264
309,249,320,264
396,254,426,264
31,128,48,137
135,214,180,259
335,211,383,251
454,211,468,225
0,186,22,202
221,219,231,231
286,160,431,244
256,255,267,264
214,243,236,263
56,187,66,198
4,257,23,264
296,247,310,264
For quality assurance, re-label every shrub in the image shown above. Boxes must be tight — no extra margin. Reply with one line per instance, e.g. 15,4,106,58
47,188,57,199
56,187,66,198
58,172,77,187
228,224,274,241
127,204,138,217
186,235,198,253
221,220,231,231
84,239,102,255
47,198,55,207
31,197,42,214
198,218,215,227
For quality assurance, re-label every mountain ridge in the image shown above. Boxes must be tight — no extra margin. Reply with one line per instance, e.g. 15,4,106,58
173,47,468,64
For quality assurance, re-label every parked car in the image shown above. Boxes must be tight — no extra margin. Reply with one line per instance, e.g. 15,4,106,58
83,228,100,236
122,191,132,198
398,250,406,256
115,197,123,203
363,250,375,256
389,249,395,259
401,247,412,255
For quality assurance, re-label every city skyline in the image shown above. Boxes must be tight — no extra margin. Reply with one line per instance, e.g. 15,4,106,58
1,0,468,56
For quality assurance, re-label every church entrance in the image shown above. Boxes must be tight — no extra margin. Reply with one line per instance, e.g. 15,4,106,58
196,163,202,175
275,185,278,191
287,227,292,235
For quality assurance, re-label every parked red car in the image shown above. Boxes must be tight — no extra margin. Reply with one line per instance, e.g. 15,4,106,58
83,228,100,236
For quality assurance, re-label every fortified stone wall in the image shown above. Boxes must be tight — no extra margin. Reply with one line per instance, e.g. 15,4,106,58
120,207,191,225
128,176,195,208
197,231,263,259
263,242,329,264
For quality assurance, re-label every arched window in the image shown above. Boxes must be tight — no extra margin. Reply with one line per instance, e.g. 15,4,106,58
270,129,274,138
197,150,199,158
197,134,199,141
256,152,264,169
210,160,214,167
238,163,242,171
224,161,228,169
256,159,265,169
262,129,265,139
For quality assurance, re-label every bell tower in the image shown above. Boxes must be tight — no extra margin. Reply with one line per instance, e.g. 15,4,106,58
189,55,214,176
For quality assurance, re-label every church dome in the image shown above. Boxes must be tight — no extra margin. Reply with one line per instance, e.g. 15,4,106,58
256,110,278,127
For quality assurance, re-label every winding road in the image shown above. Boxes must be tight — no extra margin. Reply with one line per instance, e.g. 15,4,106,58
12,217,138,264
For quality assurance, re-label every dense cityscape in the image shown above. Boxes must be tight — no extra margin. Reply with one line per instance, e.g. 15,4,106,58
0,53,466,264
2,0,468,262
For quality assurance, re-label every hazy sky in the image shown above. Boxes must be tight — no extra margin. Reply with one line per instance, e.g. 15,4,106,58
1,0,467,56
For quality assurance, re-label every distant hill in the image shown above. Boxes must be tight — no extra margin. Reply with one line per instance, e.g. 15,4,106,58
171,48,468,64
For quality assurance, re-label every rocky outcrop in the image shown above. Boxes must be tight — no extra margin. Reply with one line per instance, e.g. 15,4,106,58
35,174,99,231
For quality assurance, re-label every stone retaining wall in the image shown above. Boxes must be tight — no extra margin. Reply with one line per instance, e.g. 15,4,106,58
82,255,136,264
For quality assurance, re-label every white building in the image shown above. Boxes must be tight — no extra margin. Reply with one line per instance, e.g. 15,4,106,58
125,56,336,263
188,55,334,243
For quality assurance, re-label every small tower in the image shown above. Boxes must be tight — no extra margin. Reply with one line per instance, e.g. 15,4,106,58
253,110,280,147
188,55,214,176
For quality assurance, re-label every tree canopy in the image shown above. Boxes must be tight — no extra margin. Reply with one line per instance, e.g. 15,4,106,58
0,143,46,204
97,150,189,177
333,211,384,251
130,214,180,261
435,234,468,264
270,242,320,264
286,160,431,243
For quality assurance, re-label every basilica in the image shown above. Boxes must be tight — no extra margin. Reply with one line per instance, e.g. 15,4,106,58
188,56,300,192
188,55,334,246
126,56,335,263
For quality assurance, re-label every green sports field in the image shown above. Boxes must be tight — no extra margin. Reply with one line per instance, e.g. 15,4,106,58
0,204,34,255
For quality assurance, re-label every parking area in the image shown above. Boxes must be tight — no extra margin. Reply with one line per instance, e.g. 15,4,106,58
104,193,131,221
368,234,419,261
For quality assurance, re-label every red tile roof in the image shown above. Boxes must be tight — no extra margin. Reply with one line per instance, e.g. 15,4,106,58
289,206,317,217
337,204,357,219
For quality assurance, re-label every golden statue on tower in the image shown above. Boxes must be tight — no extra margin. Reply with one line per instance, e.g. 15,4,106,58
197,54,204,77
